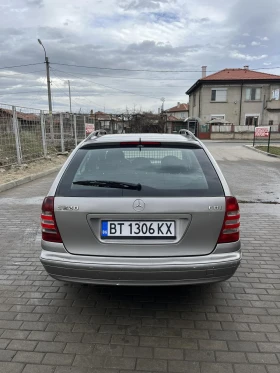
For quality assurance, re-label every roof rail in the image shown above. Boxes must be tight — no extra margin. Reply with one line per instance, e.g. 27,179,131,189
85,129,107,141
92,129,107,137
179,129,197,140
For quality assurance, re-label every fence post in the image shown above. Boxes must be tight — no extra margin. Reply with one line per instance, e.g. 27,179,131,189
12,106,22,165
253,128,256,147
60,113,65,153
40,111,47,157
267,126,271,153
83,115,87,138
73,115,77,147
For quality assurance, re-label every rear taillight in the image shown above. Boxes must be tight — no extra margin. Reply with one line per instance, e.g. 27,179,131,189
41,197,63,243
217,197,240,244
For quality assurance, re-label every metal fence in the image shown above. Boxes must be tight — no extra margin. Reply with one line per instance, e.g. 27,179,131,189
0,104,169,167
0,103,88,167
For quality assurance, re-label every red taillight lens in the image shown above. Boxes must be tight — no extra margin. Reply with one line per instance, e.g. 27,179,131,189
41,197,63,243
217,197,240,244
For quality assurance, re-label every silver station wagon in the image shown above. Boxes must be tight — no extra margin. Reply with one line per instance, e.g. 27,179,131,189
40,130,241,286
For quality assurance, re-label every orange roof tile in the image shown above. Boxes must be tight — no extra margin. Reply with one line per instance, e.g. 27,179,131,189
167,115,181,122
186,68,280,95
166,103,189,112
201,68,280,81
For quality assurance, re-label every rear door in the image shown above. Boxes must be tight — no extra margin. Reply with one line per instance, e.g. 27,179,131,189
54,142,225,257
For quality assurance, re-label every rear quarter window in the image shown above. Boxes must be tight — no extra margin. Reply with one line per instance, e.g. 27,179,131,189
56,144,224,197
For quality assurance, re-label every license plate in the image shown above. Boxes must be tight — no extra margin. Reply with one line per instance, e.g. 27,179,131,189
101,221,176,239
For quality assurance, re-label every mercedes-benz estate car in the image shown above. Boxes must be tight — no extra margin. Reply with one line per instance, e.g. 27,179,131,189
40,130,241,286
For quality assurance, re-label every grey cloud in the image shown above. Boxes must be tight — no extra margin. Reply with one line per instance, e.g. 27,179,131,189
1,28,23,36
124,40,202,58
229,0,280,35
120,0,169,10
26,0,44,7
1,0,280,112
190,17,210,24
38,27,67,40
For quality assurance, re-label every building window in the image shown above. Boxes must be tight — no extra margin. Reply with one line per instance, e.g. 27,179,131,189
245,88,261,101
269,120,274,126
193,93,196,107
245,115,259,126
180,113,186,119
271,88,280,100
211,88,227,102
211,114,225,120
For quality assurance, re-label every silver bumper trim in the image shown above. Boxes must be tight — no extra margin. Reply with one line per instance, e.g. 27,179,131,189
40,249,241,286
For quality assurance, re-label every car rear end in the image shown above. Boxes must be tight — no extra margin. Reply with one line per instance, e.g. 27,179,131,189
40,133,241,286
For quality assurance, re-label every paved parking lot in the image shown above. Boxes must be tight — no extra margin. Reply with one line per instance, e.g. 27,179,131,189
0,144,280,373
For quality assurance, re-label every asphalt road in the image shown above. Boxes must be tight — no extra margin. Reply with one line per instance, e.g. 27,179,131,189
0,143,279,373
204,141,280,204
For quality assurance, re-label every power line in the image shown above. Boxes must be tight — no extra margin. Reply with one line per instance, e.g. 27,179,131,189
50,69,107,110
51,75,106,112
52,69,192,87
0,90,46,95
0,70,46,79
50,68,198,81
51,62,213,73
0,62,44,70
51,62,280,73
51,67,161,100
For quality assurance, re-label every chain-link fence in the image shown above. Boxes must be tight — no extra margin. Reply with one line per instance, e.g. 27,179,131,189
0,104,170,167
0,104,45,166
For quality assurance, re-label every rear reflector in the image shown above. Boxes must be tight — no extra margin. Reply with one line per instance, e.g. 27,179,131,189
217,197,240,244
41,197,63,243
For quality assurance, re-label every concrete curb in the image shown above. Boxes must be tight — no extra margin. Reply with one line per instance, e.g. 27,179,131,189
244,145,280,159
0,166,61,193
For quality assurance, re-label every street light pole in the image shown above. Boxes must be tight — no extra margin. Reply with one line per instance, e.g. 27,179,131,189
38,39,54,142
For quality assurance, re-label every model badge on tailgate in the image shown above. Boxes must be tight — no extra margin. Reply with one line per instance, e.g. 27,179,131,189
57,206,79,211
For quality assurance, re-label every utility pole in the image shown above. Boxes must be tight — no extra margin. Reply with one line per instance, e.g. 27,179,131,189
161,97,165,113
38,39,54,142
68,80,72,114
68,80,73,135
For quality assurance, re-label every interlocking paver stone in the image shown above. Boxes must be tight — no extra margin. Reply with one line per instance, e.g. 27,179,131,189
0,153,280,372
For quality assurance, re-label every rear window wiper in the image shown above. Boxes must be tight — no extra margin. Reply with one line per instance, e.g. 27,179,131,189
73,180,142,191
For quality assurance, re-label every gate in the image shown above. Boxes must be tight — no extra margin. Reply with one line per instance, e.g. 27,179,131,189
198,124,211,139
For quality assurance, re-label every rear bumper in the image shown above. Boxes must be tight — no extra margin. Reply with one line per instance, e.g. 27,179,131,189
40,247,241,286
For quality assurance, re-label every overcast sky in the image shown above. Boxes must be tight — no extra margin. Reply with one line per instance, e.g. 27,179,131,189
0,0,280,113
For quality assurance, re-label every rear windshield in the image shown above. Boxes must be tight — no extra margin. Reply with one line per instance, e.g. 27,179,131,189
56,145,224,197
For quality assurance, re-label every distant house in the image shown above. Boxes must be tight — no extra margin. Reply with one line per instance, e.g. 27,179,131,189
0,108,40,132
186,66,280,126
89,111,124,133
165,102,189,133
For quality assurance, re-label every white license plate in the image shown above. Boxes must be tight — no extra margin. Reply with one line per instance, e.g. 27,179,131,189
101,221,176,239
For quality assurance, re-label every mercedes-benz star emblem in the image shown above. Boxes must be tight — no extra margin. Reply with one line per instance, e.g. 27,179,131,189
133,199,145,212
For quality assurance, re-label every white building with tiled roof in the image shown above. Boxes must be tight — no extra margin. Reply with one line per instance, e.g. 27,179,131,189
186,66,280,126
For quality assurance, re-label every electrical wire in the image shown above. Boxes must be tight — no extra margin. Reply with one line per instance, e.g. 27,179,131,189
51,62,280,73
49,68,198,81
50,67,161,100
0,62,44,70
51,77,105,112
51,62,214,73
50,69,108,110
0,90,46,95
0,70,46,79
